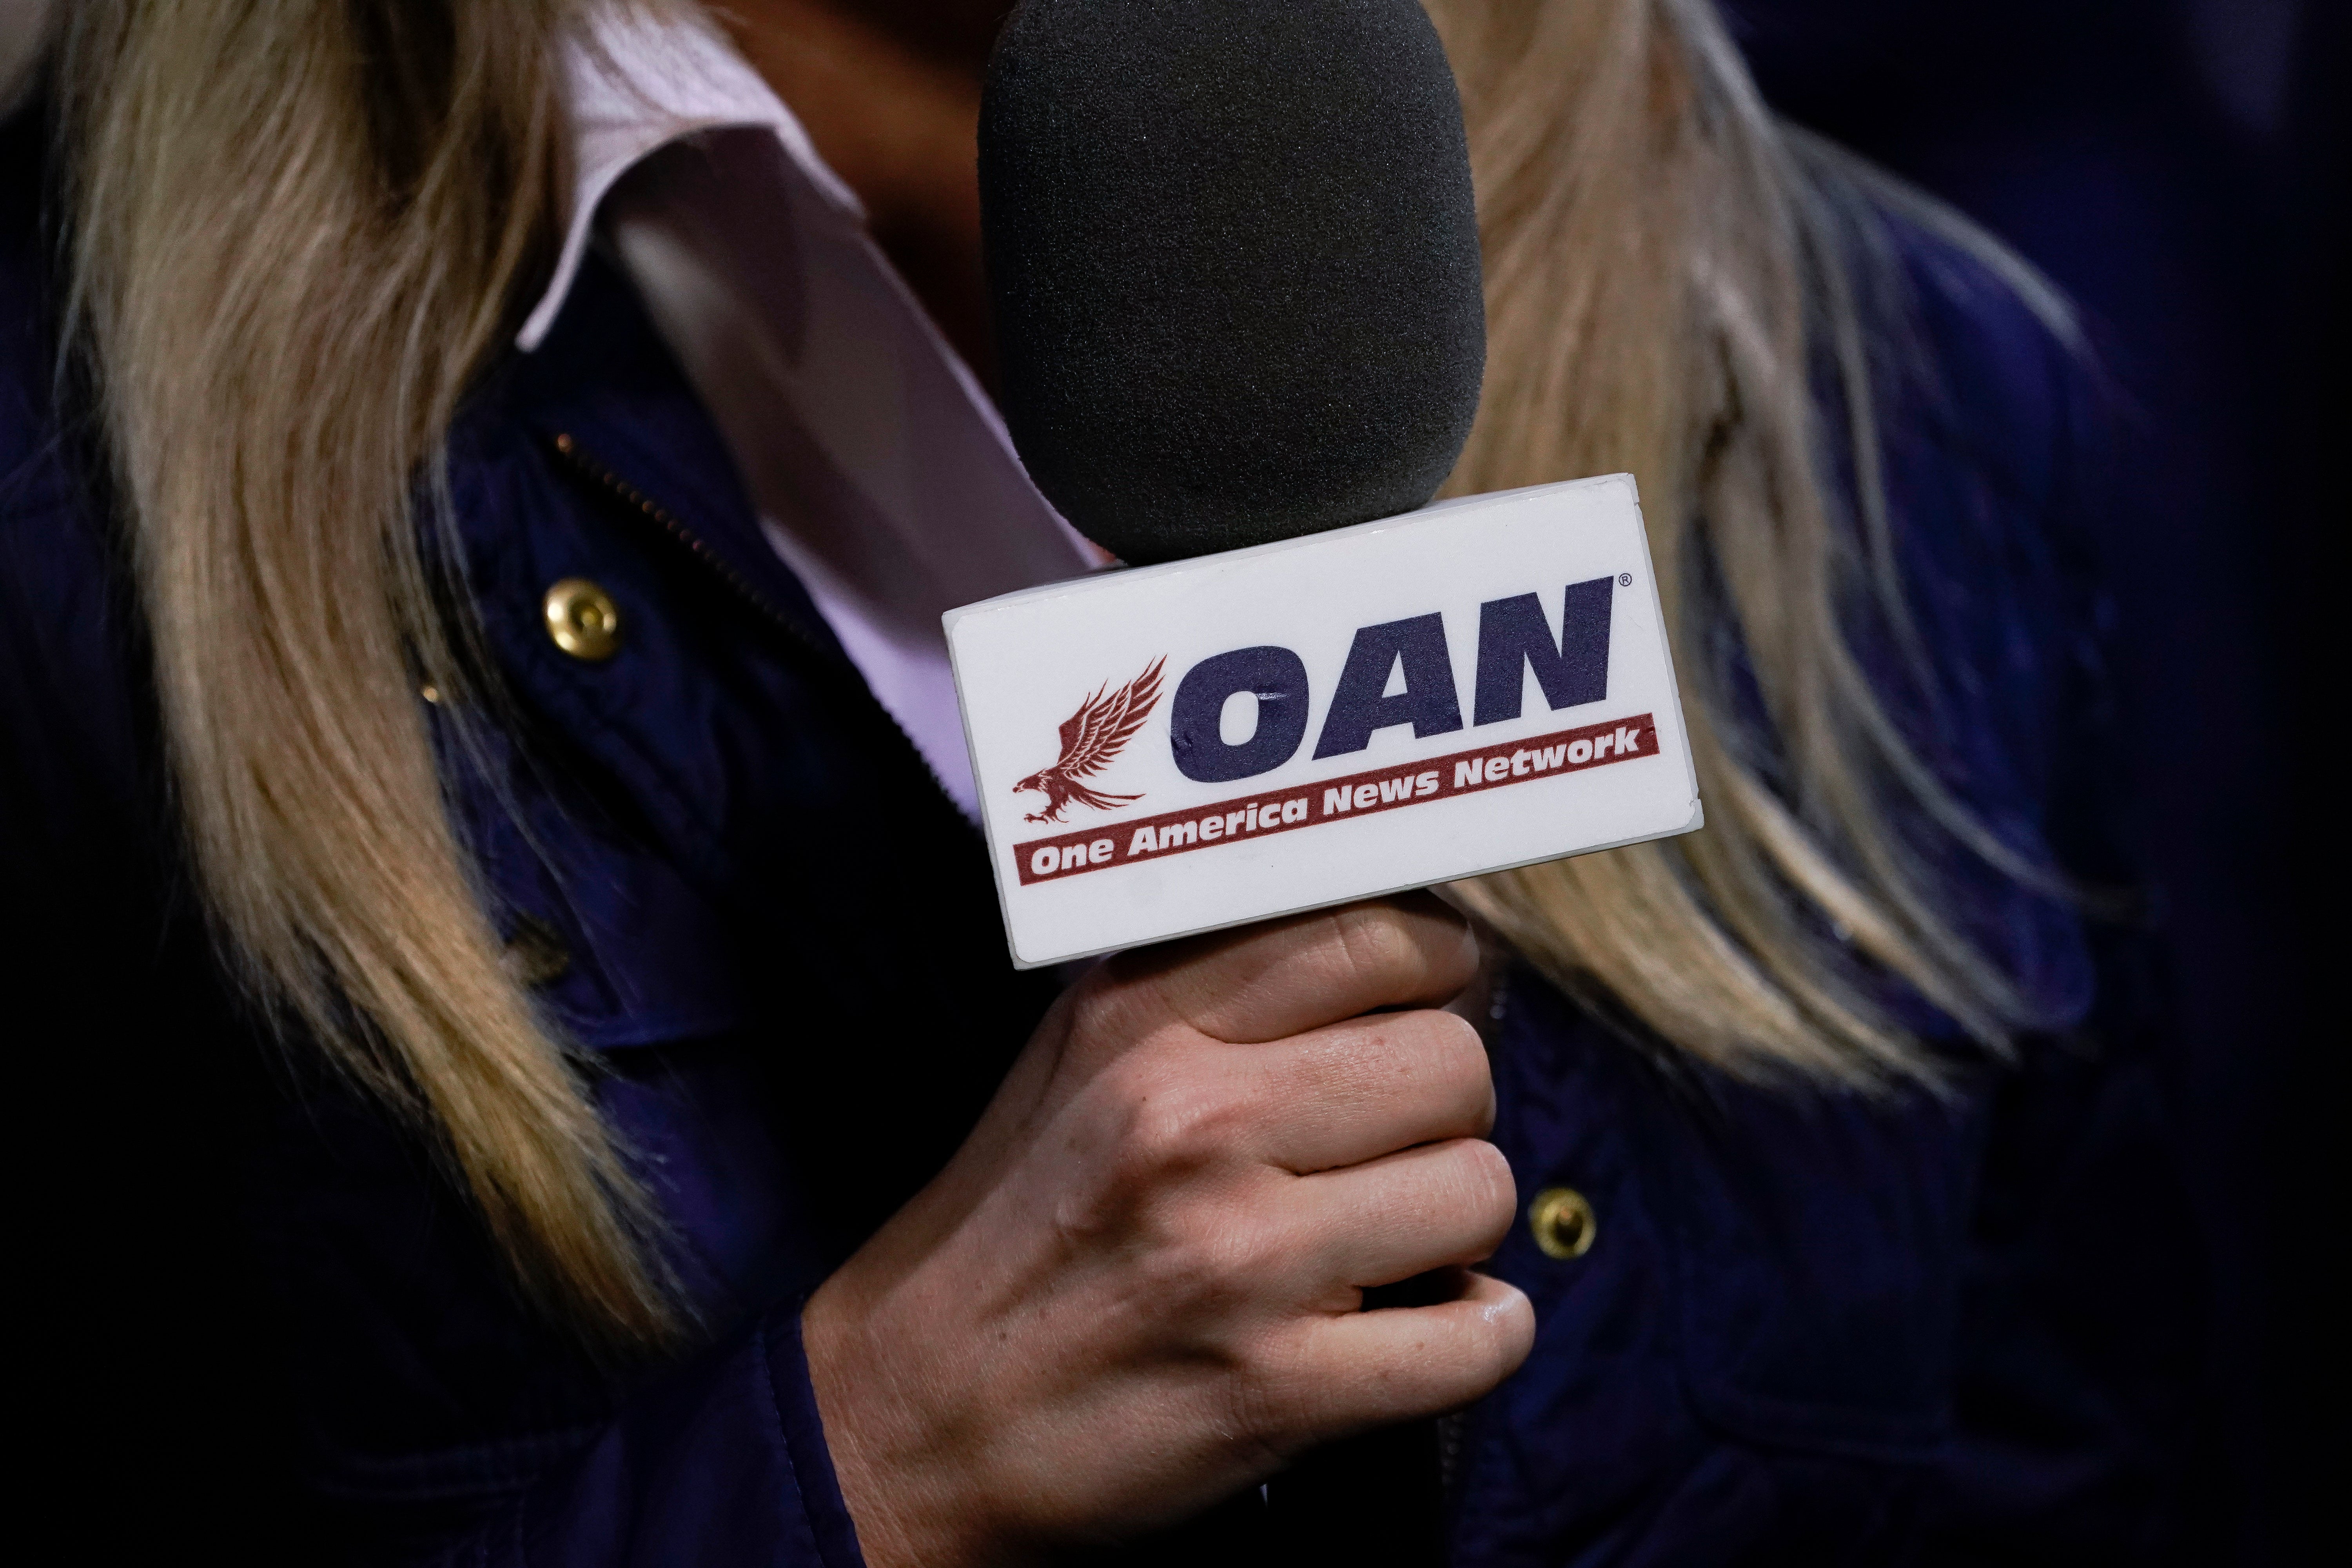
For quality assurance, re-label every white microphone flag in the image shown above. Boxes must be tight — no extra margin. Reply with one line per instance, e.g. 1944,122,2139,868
947,474,1703,969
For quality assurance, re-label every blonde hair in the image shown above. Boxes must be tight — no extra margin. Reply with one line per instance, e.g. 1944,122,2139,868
61,0,671,1343
56,0,2043,1339
1429,0,2046,1087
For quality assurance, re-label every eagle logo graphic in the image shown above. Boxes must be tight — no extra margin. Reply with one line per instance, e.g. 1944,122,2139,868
1013,657,1167,823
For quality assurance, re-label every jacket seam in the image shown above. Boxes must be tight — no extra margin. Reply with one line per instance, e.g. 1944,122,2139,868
755,1307,853,1568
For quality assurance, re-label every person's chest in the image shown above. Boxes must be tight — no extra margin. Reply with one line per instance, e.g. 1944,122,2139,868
383,228,2094,1551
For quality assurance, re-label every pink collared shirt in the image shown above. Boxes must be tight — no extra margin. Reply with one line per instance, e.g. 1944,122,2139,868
521,10,1096,820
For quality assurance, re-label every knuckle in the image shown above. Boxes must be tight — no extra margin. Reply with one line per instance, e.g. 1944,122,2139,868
1330,903,1420,986
1440,1005,1488,1061
1126,1220,1226,1301
1327,901,1476,1002
1411,1008,1488,1078
1220,1205,1310,1295
1426,1013,1497,1127
1428,1140,1516,1247
1220,1334,1321,1460
1367,1010,1492,1119
1464,1139,1517,1223
1110,1061,1240,1176
1131,1191,1285,1321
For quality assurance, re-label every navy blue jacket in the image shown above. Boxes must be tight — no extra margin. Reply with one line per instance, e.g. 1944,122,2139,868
1,103,2197,1565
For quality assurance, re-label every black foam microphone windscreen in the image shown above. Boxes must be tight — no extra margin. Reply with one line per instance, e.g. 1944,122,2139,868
979,0,1486,566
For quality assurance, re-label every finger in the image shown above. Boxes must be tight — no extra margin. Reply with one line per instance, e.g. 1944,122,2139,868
1280,1138,1517,1295
1112,894,1477,1045
1233,1009,1493,1174
1274,1271,1535,1438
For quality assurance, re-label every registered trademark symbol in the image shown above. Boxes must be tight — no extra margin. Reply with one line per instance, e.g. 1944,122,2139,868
1619,572,1633,587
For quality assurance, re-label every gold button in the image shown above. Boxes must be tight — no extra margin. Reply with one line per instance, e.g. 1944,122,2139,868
1528,1187,1597,1260
544,578,621,661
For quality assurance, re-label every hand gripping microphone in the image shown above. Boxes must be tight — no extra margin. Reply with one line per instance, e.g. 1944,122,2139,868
956,6,1700,1557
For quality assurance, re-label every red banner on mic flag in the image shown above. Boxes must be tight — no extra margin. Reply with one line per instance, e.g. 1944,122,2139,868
1015,712,1658,885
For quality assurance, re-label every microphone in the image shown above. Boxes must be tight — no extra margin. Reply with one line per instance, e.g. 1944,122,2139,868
978,0,1487,564
952,0,1697,973
961,7,1699,1559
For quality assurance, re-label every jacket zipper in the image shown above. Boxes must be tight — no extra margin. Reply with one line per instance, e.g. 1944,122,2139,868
546,430,976,828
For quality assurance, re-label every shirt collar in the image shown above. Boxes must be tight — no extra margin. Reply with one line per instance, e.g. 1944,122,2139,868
519,7,862,352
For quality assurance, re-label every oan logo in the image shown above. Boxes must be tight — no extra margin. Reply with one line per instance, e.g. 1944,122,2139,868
1012,658,1166,822
1169,576,1617,783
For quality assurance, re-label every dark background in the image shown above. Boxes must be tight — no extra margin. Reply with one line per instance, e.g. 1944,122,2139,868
1723,1,2342,1559
4,3,2336,1559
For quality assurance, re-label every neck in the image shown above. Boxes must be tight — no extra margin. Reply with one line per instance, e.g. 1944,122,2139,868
719,0,1006,388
